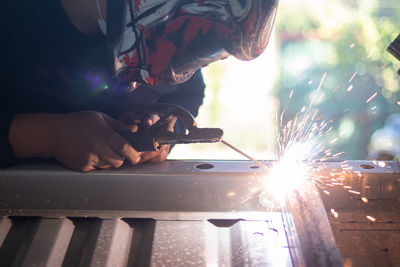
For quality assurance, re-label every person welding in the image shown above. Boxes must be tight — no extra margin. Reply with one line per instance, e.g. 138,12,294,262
0,0,278,171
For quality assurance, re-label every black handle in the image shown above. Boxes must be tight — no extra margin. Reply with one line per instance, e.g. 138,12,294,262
118,131,158,152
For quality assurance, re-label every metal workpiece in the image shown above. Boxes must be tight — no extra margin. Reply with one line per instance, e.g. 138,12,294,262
317,161,400,267
283,183,342,267
0,160,399,266
0,160,271,217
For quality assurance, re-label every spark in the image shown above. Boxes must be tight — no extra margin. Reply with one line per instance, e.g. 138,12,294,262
350,43,355,48
361,197,368,203
323,190,330,195
366,215,376,222
257,73,347,209
348,190,361,195
332,85,341,92
346,85,354,92
227,192,236,197
367,48,375,59
381,64,387,69
371,106,376,111
330,209,339,218
289,89,294,99
397,100,400,106
329,138,338,144
377,161,386,168
366,92,378,103
349,72,357,83
317,72,327,91
376,32,384,41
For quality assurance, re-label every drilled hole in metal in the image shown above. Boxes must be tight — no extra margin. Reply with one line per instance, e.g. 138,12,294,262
250,165,259,169
360,164,375,169
195,163,214,170
208,219,241,227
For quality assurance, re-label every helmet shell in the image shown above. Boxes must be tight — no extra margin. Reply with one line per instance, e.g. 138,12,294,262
107,0,279,86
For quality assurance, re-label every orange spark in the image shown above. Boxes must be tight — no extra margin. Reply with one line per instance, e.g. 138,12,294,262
366,215,376,222
366,92,378,103
330,209,339,218
362,197,368,203
349,72,357,83
346,85,354,92
227,192,236,197
329,138,338,144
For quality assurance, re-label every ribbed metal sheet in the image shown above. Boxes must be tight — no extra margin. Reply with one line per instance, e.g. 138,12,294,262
0,216,291,267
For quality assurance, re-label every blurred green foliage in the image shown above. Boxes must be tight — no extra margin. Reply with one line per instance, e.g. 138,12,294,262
275,0,400,159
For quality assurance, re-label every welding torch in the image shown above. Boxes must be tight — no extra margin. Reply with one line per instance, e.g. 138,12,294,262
117,103,223,151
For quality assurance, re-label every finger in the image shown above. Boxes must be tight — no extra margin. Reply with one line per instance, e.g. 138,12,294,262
149,145,170,163
106,131,142,165
94,160,112,170
81,154,100,172
166,116,177,132
145,114,160,127
99,147,125,169
139,151,161,163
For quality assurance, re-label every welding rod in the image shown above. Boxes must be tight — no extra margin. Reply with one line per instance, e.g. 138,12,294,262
221,140,269,170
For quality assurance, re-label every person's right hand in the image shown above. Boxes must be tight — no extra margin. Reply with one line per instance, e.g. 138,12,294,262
9,111,142,171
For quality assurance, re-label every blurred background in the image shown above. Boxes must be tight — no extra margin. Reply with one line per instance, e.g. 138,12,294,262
169,0,400,161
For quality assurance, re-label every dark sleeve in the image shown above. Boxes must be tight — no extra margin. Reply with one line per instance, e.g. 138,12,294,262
0,108,17,167
0,2,17,167
157,70,206,134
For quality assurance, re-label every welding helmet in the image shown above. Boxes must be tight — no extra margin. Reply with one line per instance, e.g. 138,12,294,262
106,0,279,87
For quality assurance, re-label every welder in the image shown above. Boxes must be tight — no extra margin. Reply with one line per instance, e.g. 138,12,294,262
0,0,278,171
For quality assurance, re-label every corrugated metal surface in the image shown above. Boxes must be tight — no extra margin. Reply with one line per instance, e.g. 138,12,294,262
0,216,291,267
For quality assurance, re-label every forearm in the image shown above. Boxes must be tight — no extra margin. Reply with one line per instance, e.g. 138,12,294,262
9,113,56,159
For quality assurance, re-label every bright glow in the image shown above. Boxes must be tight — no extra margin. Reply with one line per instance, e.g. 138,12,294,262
264,160,310,202
262,140,319,203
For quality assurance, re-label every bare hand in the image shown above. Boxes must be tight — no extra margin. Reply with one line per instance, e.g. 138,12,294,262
10,111,142,171
50,111,143,171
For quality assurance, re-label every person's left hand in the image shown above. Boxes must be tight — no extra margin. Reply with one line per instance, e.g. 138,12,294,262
118,112,172,163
